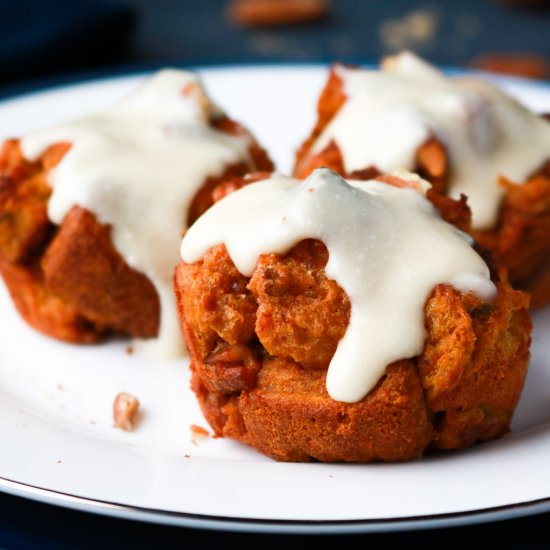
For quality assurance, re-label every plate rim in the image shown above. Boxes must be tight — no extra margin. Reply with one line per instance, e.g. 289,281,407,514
0,62,333,103
2,474,550,534
1,64,550,534
1,60,549,105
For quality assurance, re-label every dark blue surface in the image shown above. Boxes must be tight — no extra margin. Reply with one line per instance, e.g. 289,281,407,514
0,489,548,549
2,0,550,91
0,0,135,86
1,1,550,548
113,0,550,67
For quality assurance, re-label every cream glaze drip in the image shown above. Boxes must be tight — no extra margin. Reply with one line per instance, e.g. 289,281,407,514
21,69,252,358
181,168,496,403
311,52,550,230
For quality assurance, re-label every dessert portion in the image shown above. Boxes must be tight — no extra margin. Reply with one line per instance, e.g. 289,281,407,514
294,52,550,306
174,168,531,462
0,69,273,356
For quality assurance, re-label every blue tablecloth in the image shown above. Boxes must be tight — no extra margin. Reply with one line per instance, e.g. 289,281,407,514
0,488,548,549
2,0,550,87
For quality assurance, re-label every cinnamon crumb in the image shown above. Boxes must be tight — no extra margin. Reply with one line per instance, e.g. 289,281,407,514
190,424,211,444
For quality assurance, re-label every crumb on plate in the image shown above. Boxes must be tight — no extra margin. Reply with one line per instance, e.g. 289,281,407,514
113,392,140,431
190,424,211,444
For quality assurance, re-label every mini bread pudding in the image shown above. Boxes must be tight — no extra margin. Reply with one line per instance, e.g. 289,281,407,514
294,53,550,306
0,69,273,356
174,168,532,462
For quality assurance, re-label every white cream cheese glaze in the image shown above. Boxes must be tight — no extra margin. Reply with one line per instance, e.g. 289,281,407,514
311,52,550,230
21,69,253,358
181,168,496,403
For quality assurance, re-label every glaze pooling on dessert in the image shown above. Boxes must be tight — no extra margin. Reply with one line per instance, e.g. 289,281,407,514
181,168,496,403
311,52,550,230
21,69,252,358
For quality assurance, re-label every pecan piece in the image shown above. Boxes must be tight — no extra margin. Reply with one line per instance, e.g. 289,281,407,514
227,0,329,28
200,343,261,394
113,392,140,431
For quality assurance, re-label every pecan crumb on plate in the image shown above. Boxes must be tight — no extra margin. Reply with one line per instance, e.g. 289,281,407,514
113,392,140,431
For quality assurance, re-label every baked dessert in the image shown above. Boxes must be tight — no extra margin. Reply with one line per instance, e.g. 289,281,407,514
294,52,550,306
0,69,273,356
174,168,531,462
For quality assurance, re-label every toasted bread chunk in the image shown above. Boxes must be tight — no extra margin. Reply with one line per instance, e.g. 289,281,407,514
42,206,160,338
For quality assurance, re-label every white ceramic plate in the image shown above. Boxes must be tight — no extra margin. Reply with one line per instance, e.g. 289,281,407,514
1,66,550,534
